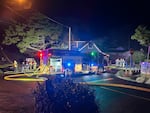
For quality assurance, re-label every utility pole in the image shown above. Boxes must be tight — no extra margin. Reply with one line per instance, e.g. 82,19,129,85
69,27,71,50
44,17,72,50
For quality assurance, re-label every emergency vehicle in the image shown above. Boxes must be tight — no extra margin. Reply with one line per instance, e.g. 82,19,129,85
38,49,83,75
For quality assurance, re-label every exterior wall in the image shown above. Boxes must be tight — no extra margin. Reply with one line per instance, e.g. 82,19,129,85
62,56,82,64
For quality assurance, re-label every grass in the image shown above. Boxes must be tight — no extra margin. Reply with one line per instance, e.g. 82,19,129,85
0,64,13,68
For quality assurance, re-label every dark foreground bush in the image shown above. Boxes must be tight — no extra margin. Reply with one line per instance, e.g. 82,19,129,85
34,76,100,113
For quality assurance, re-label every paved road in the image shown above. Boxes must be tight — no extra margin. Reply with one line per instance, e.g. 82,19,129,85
1,72,150,113
0,78,37,113
73,73,150,113
73,73,150,89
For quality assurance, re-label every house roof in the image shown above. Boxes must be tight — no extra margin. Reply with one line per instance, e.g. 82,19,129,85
47,49,83,56
44,41,109,57
78,41,109,56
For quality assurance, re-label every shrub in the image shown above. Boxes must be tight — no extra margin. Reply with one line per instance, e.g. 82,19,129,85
33,76,100,113
116,70,124,76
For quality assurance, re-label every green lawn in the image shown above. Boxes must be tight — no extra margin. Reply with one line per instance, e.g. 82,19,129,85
0,64,13,68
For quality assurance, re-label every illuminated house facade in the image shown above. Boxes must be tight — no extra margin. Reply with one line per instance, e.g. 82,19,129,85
40,41,108,73
72,41,109,66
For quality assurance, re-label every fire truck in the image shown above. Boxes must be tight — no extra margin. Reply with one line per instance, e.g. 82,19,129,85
38,49,83,75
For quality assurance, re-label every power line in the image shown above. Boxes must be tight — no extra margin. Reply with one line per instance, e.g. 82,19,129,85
45,16,69,28
5,5,25,19
5,5,69,28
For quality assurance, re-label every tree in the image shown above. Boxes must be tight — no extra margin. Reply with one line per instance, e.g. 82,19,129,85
131,25,150,61
34,77,100,113
3,12,63,53
132,50,145,64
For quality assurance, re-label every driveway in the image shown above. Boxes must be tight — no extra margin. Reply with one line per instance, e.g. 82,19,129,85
0,77,37,113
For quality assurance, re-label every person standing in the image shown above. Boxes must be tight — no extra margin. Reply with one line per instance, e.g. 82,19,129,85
13,60,18,72
122,59,125,68
115,58,119,67
29,61,32,70
21,62,25,72
25,61,29,72
33,60,37,70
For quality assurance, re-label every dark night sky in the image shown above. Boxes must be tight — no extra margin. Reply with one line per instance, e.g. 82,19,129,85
33,0,150,46
1,0,150,49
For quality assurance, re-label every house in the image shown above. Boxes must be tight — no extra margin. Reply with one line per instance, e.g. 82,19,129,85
107,47,129,64
72,41,109,66
39,41,109,74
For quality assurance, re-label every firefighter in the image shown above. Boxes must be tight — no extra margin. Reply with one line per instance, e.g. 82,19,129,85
33,60,37,70
13,60,18,72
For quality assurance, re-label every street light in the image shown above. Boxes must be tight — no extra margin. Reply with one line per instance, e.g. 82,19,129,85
17,0,25,4
6,0,32,10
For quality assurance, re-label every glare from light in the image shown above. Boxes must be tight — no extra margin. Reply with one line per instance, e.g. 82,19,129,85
67,62,71,67
91,63,94,66
17,0,25,4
